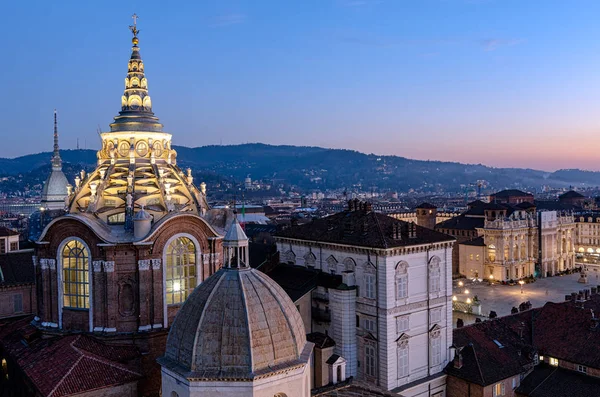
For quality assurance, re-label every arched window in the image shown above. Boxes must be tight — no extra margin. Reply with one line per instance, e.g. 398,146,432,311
488,244,496,262
62,240,90,309
521,243,527,259
395,261,408,300
166,236,197,305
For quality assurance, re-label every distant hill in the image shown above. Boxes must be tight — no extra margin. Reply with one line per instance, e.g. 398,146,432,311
2,143,600,193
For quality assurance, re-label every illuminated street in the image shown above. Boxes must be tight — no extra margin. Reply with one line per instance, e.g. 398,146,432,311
453,273,600,320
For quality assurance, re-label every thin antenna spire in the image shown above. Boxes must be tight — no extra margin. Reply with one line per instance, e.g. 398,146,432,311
51,109,62,170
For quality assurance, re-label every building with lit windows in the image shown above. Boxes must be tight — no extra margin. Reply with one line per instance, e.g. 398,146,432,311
0,19,224,397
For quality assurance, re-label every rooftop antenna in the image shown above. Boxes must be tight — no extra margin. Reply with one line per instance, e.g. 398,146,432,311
77,138,80,150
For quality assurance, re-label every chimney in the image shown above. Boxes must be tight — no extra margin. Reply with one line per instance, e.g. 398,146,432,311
585,289,591,300
565,295,571,302
456,318,464,328
571,292,577,303
365,202,373,212
592,287,598,295
453,350,463,369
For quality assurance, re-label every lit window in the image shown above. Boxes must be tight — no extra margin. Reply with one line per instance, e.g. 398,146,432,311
539,355,544,361
365,274,376,299
62,240,90,309
1,358,7,380
365,345,376,377
493,382,505,396
166,237,197,305
107,212,126,224
397,344,409,378
549,357,559,367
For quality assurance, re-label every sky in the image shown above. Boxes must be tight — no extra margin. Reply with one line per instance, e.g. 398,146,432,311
2,0,600,171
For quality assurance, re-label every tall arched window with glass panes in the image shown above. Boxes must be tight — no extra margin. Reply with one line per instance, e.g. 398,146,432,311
165,236,197,305
62,240,90,309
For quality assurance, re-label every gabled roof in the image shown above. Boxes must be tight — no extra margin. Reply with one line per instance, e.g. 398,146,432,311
276,209,453,249
0,226,19,237
445,317,535,386
490,189,533,198
0,317,141,397
559,190,585,199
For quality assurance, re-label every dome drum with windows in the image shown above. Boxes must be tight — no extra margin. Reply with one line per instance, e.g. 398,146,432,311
33,17,224,337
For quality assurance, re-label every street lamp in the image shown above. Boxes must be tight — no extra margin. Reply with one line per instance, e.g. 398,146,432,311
464,289,470,295
466,298,472,304
519,280,525,294
458,281,464,287
452,296,457,301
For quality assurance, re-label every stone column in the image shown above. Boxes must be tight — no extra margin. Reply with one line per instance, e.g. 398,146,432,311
330,286,357,377
138,259,151,331
39,259,58,328
48,259,59,328
104,261,117,332
92,261,105,332
151,259,163,329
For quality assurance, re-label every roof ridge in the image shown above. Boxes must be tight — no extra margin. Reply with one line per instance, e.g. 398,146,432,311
47,352,84,397
71,337,141,375
470,344,486,385
372,212,388,249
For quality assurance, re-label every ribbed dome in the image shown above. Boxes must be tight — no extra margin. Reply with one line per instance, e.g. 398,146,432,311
163,267,307,380
41,169,69,207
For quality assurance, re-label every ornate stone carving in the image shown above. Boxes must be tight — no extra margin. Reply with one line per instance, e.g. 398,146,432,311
39,258,50,270
32,256,38,267
92,261,103,273
138,259,151,271
104,261,115,272
151,259,161,270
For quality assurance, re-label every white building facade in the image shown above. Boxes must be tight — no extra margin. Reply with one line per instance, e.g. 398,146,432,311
276,203,454,396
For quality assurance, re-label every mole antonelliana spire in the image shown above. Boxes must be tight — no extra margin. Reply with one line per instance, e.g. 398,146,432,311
40,110,69,210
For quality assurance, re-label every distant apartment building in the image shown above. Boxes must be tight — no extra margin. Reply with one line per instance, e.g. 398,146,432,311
0,229,35,320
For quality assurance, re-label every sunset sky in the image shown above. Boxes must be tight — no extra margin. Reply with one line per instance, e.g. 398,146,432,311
2,0,600,171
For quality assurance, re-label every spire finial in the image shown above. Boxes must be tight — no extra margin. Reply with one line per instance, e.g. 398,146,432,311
129,13,140,45
51,109,62,170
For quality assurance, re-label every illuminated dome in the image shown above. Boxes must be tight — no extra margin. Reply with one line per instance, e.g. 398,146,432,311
63,21,209,239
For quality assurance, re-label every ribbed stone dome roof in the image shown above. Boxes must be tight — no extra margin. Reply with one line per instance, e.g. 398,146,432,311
163,266,307,380
42,170,69,200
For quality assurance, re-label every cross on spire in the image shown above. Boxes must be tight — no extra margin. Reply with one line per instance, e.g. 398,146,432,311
129,13,140,38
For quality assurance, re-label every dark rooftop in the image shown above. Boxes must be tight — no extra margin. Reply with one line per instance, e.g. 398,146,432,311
276,205,453,249
490,189,533,198
0,250,35,286
559,190,585,200
416,202,437,209
460,236,485,247
516,363,600,397
307,332,336,349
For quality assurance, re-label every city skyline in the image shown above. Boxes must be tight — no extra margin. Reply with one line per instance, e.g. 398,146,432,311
3,0,600,171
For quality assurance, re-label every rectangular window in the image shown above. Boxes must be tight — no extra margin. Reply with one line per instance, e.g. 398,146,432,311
493,382,505,396
13,294,23,313
549,357,559,367
397,346,409,378
397,275,408,299
0,239,5,254
469,254,474,260
9,242,17,251
365,274,376,299
431,336,441,366
396,315,409,333
476,254,480,261
365,345,376,377
578,365,587,374
364,318,376,332
430,309,442,324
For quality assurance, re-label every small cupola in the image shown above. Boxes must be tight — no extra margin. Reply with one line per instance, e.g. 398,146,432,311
133,205,152,239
